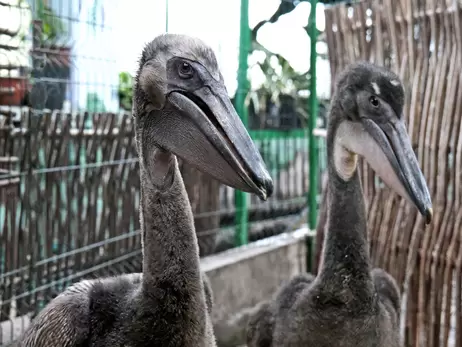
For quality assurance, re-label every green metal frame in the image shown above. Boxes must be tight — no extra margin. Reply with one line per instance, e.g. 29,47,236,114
249,129,308,140
234,0,320,248
308,0,319,269
234,0,250,247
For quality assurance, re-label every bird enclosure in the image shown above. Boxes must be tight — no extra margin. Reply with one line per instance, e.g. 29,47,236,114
316,0,462,346
2,0,460,346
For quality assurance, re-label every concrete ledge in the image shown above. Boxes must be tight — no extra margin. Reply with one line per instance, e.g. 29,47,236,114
202,227,313,346
202,227,311,273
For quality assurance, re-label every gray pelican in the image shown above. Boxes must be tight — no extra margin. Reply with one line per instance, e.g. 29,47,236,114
247,62,432,347
16,34,273,347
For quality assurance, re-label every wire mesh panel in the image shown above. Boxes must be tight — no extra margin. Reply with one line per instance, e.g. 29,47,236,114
0,110,142,343
1,1,128,343
0,112,313,344
0,97,313,341
0,0,317,344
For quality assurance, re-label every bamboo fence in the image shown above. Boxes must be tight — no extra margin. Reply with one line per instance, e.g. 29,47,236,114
318,0,462,346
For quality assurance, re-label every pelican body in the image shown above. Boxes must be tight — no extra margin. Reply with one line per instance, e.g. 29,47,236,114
247,62,432,347
16,34,273,347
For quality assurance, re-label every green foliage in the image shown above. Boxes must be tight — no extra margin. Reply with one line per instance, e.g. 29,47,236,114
248,0,327,127
258,54,310,96
118,72,133,111
35,0,67,45
250,52,311,127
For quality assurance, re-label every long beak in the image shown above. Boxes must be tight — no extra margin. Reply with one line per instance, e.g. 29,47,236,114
151,82,273,200
361,117,433,224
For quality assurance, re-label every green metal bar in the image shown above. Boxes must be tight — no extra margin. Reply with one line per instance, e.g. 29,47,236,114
234,0,250,247
249,129,308,140
165,0,169,32
308,0,319,231
37,0,44,12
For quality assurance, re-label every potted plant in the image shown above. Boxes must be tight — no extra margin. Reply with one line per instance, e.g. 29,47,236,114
28,0,71,110
0,72,31,106
0,0,31,106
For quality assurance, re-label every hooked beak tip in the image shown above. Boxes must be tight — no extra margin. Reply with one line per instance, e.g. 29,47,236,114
261,179,274,201
255,173,274,201
247,161,273,201
259,191,267,201
424,207,433,225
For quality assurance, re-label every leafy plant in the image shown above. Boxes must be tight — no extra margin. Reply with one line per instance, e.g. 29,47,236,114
34,0,67,45
118,71,133,111
247,0,328,129
249,52,311,129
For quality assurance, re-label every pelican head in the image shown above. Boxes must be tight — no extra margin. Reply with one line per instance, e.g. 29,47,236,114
330,62,432,224
134,34,273,200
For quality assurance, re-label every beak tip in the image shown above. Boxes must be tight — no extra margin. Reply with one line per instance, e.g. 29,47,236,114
256,175,273,201
424,207,433,225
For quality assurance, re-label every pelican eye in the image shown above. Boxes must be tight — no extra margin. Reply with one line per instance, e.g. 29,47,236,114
179,62,194,79
369,96,379,107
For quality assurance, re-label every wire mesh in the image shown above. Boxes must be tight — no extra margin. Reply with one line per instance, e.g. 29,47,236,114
0,0,322,345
